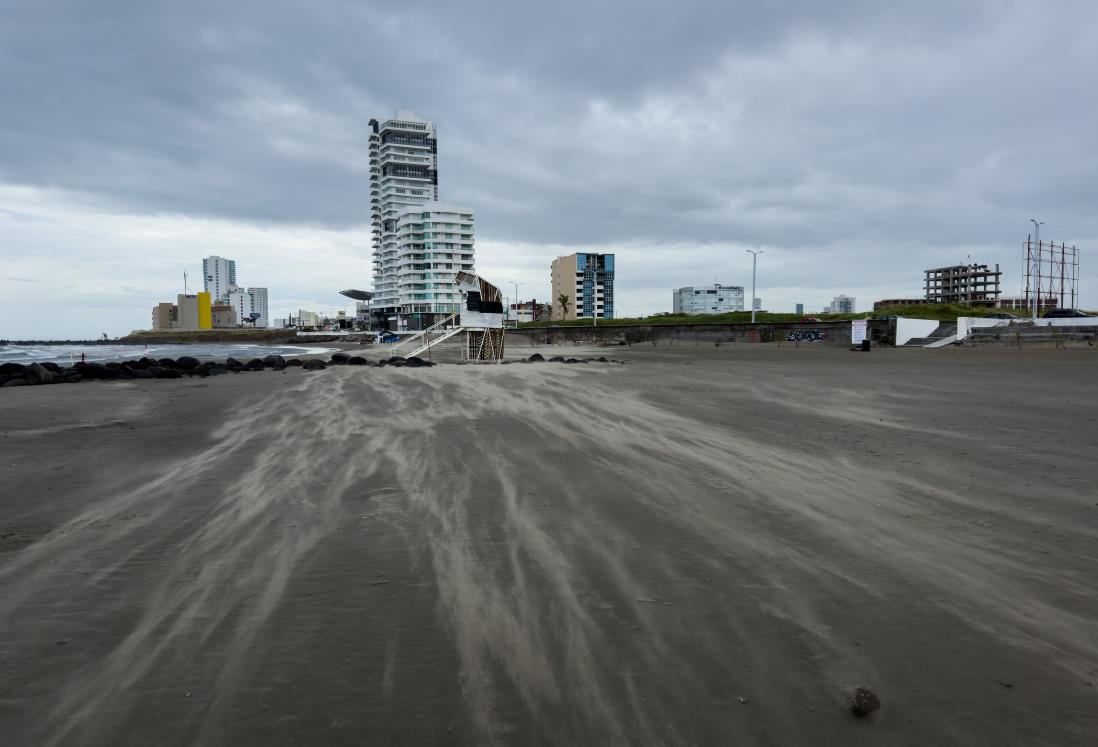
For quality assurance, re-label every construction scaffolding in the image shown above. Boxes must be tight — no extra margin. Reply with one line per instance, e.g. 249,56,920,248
1025,236,1079,311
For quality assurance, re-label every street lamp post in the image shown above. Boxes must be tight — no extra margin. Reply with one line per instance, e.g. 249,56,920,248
746,249,763,323
510,281,522,323
1030,218,1043,320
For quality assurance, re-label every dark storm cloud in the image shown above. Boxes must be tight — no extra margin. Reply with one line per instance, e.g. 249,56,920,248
2,0,1097,324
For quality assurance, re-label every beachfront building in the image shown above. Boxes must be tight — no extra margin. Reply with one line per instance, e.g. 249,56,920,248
248,287,269,328
202,256,237,303
151,302,176,330
382,202,475,330
368,111,441,330
228,288,254,326
210,304,237,328
550,253,615,321
176,292,212,331
672,284,745,315
828,295,856,313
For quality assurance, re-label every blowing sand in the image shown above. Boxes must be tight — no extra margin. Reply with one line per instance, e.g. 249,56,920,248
1,345,1096,745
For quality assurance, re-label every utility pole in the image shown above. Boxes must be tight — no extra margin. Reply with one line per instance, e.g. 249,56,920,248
1030,218,1043,320
746,249,763,323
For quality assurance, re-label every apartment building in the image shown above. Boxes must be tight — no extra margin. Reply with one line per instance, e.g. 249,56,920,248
550,253,615,321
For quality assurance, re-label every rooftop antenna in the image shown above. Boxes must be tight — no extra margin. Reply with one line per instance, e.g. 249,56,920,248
184,271,189,295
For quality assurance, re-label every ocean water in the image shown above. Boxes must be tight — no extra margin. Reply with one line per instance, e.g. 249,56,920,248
0,343,340,366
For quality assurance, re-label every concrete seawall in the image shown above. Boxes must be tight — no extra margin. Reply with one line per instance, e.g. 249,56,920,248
509,320,891,347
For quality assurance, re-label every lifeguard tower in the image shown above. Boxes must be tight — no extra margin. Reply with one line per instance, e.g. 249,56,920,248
387,272,506,362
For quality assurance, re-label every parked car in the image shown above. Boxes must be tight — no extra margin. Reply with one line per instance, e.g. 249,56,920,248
1043,308,1092,318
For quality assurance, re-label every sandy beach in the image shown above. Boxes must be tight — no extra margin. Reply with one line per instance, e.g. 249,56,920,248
1,344,1096,745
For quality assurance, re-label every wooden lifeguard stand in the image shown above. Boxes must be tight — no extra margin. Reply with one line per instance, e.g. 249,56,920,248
454,271,505,363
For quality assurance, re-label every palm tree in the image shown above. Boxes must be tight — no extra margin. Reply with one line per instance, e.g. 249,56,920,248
558,293,570,320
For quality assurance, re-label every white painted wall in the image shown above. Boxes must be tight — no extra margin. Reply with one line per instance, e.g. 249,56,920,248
895,318,939,345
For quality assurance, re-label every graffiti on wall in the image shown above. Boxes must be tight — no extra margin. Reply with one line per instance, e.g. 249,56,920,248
787,329,828,342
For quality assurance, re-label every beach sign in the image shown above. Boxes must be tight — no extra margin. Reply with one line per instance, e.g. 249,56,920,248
851,319,868,346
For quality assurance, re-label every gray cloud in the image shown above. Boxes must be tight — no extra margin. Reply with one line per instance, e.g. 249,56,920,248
1,0,1096,337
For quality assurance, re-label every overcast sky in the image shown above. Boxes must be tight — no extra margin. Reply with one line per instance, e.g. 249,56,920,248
2,0,1097,338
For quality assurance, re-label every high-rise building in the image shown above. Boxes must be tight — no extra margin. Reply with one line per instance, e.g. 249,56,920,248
672,284,744,315
228,288,253,326
368,111,443,329
828,295,856,313
383,202,475,329
202,256,237,303
247,287,269,328
550,253,615,321
795,303,804,316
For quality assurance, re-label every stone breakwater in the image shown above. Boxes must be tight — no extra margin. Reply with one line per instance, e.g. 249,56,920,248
0,352,620,388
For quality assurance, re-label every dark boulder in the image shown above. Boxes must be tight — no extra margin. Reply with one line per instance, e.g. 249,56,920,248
225,357,243,368
106,369,135,380
548,356,566,363
138,357,157,368
176,356,200,370
246,358,265,370
157,358,177,369
154,368,182,379
348,356,367,366
40,361,62,373
129,368,154,379
286,359,303,367
850,687,881,717
0,362,26,376
596,356,609,362
527,353,546,362
302,359,327,370
2,378,29,387
105,361,122,369
330,352,351,364
229,365,247,373
25,363,58,385
61,374,83,383
0,374,11,386
190,364,211,377
75,362,109,379
207,367,228,376
263,355,286,369
404,356,435,368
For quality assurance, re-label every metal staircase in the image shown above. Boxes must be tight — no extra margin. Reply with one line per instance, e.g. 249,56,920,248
387,313,459,354
404,325,464,359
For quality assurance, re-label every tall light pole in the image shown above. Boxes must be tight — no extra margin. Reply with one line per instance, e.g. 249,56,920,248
1029,218,1043,320
746,249,763,323
509,281,522,322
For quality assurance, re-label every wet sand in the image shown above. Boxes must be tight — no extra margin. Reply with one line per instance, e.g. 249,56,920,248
1,345,1096,745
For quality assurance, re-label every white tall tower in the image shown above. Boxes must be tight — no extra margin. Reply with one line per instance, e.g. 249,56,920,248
202,256,237,303
368,111,443,330
248,287,269,328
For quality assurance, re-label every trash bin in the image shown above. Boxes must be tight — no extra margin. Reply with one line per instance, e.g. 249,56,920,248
861,339,871,352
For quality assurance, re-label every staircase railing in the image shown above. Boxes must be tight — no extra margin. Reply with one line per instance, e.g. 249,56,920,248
405,326,464,359
387,313,459,353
